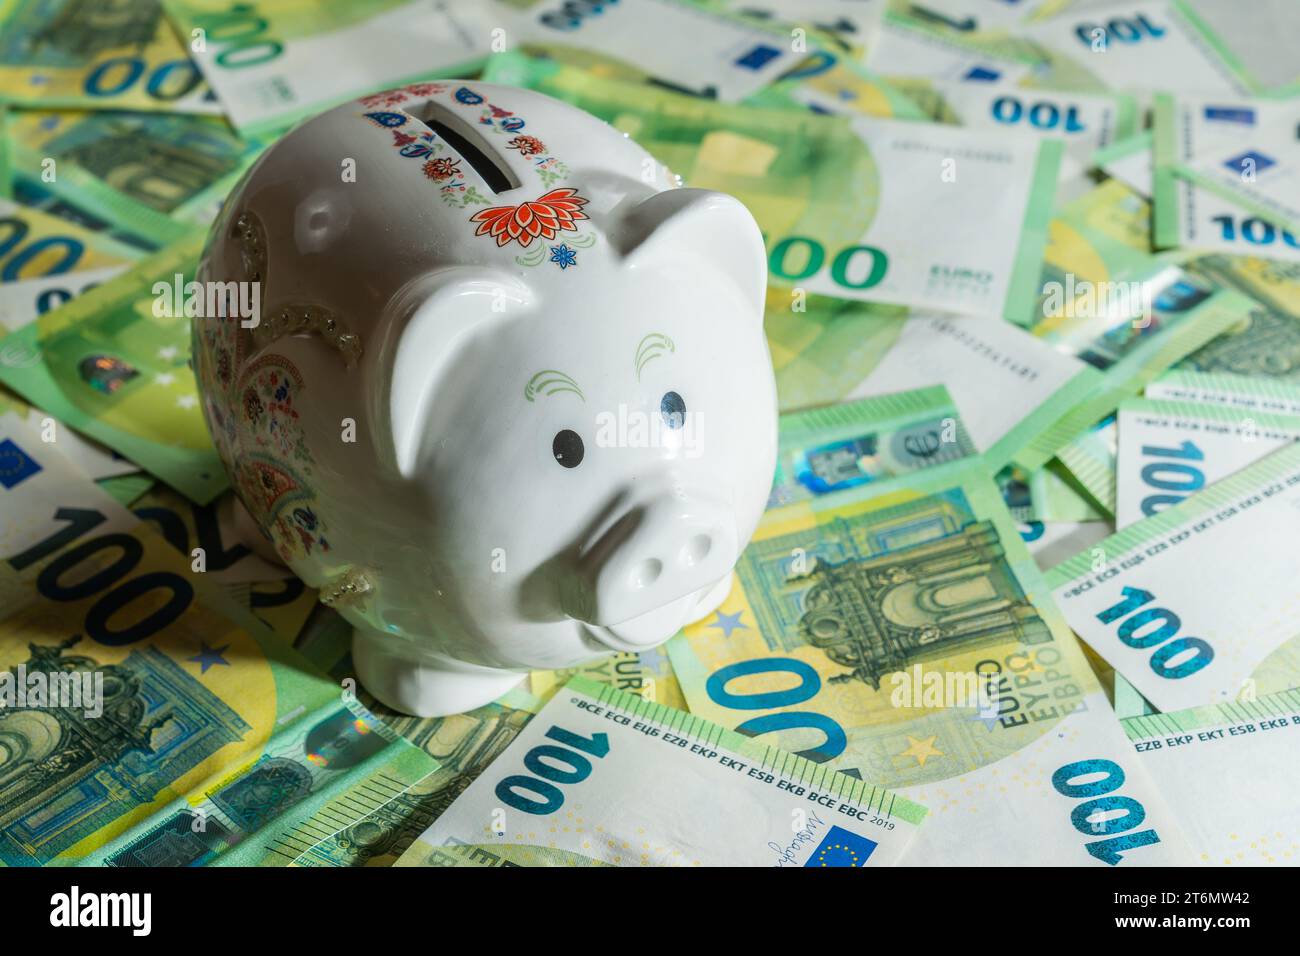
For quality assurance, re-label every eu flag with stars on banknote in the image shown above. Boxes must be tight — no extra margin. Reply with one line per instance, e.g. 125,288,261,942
0,439,41,489
804,827,878,867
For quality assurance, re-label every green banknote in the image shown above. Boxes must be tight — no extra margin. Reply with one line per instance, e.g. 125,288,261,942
863,8,1044,83
763,180,1250,475
96,470,155,506
396,676,930,867
0,374,136,480
1173,254,1300,383
666,457,1192,864
0,232,227,502
1048,441,1300,712
0,415,435,865
1152,92,1300,246
1097,130,1300,266
770,385,977,508
283,604,546,866
485,54,1062,322
129,483,287,583
1146,369,1300,413
1051,175,1300,384
1055,415,1118,516
162,0,492,134
124,482,320,646
1113,672,1157,720
530,649,688,713
1170,0,1300,95
291,690,543,867
887,76,1138,187
1017,0,1255,96
1018,183,1258,469
0,0,216,111
1124,688,1300,865
0,197,139,283
747,51,928,120
0,265,127,335
1115,396,1300,528
1002,458,1108,523
498,0,806,103
7,109,265,245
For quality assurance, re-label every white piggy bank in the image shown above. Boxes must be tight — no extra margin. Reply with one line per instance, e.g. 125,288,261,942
193,81,776,716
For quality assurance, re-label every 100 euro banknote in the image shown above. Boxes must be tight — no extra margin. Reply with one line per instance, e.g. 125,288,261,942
1124,688,1300,866
0,414,435,865
0,232,226,502
486,54,1062,322
0,0,217,112
396,676,929,867
666,458,1192,865
1048,440,1300,712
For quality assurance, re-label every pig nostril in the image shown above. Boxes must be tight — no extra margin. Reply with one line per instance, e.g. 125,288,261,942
681,534,712,567
631,558,662,589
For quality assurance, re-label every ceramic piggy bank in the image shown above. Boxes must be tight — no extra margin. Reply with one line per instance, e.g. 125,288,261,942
192,81,776,717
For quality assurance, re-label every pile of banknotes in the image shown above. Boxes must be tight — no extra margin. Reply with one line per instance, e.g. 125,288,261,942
1,0,1298,868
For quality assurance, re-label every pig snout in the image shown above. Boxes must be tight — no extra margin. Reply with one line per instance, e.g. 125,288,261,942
561,492,738,643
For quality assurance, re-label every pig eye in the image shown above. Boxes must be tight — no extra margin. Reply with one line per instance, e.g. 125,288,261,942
660,391,686,429
552,429,584,468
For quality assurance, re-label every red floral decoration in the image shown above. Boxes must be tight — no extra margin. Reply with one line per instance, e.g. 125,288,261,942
506,135,546,156
423,157,461,180
469,188,589,248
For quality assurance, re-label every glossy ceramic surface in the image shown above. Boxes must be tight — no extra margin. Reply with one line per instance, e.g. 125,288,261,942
192,81,776,716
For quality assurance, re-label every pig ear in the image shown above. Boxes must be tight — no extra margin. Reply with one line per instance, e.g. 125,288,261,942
616,188,766,319
385,268,533,478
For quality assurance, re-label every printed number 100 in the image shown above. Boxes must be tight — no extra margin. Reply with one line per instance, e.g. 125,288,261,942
1097,586,1213,679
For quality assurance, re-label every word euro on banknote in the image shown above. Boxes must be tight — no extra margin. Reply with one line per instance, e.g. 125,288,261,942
396,677,928,867
666,458,1192,864
0,414,434,865
1048,441,1300,712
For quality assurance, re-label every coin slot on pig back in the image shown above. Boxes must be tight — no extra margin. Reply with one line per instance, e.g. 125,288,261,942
409,100,520,194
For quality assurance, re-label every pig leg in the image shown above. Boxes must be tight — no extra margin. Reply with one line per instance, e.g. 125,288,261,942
352,628,527,717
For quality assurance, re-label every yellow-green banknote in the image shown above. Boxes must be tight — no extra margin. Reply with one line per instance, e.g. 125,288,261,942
0,413,435,865
667,457,1193,864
